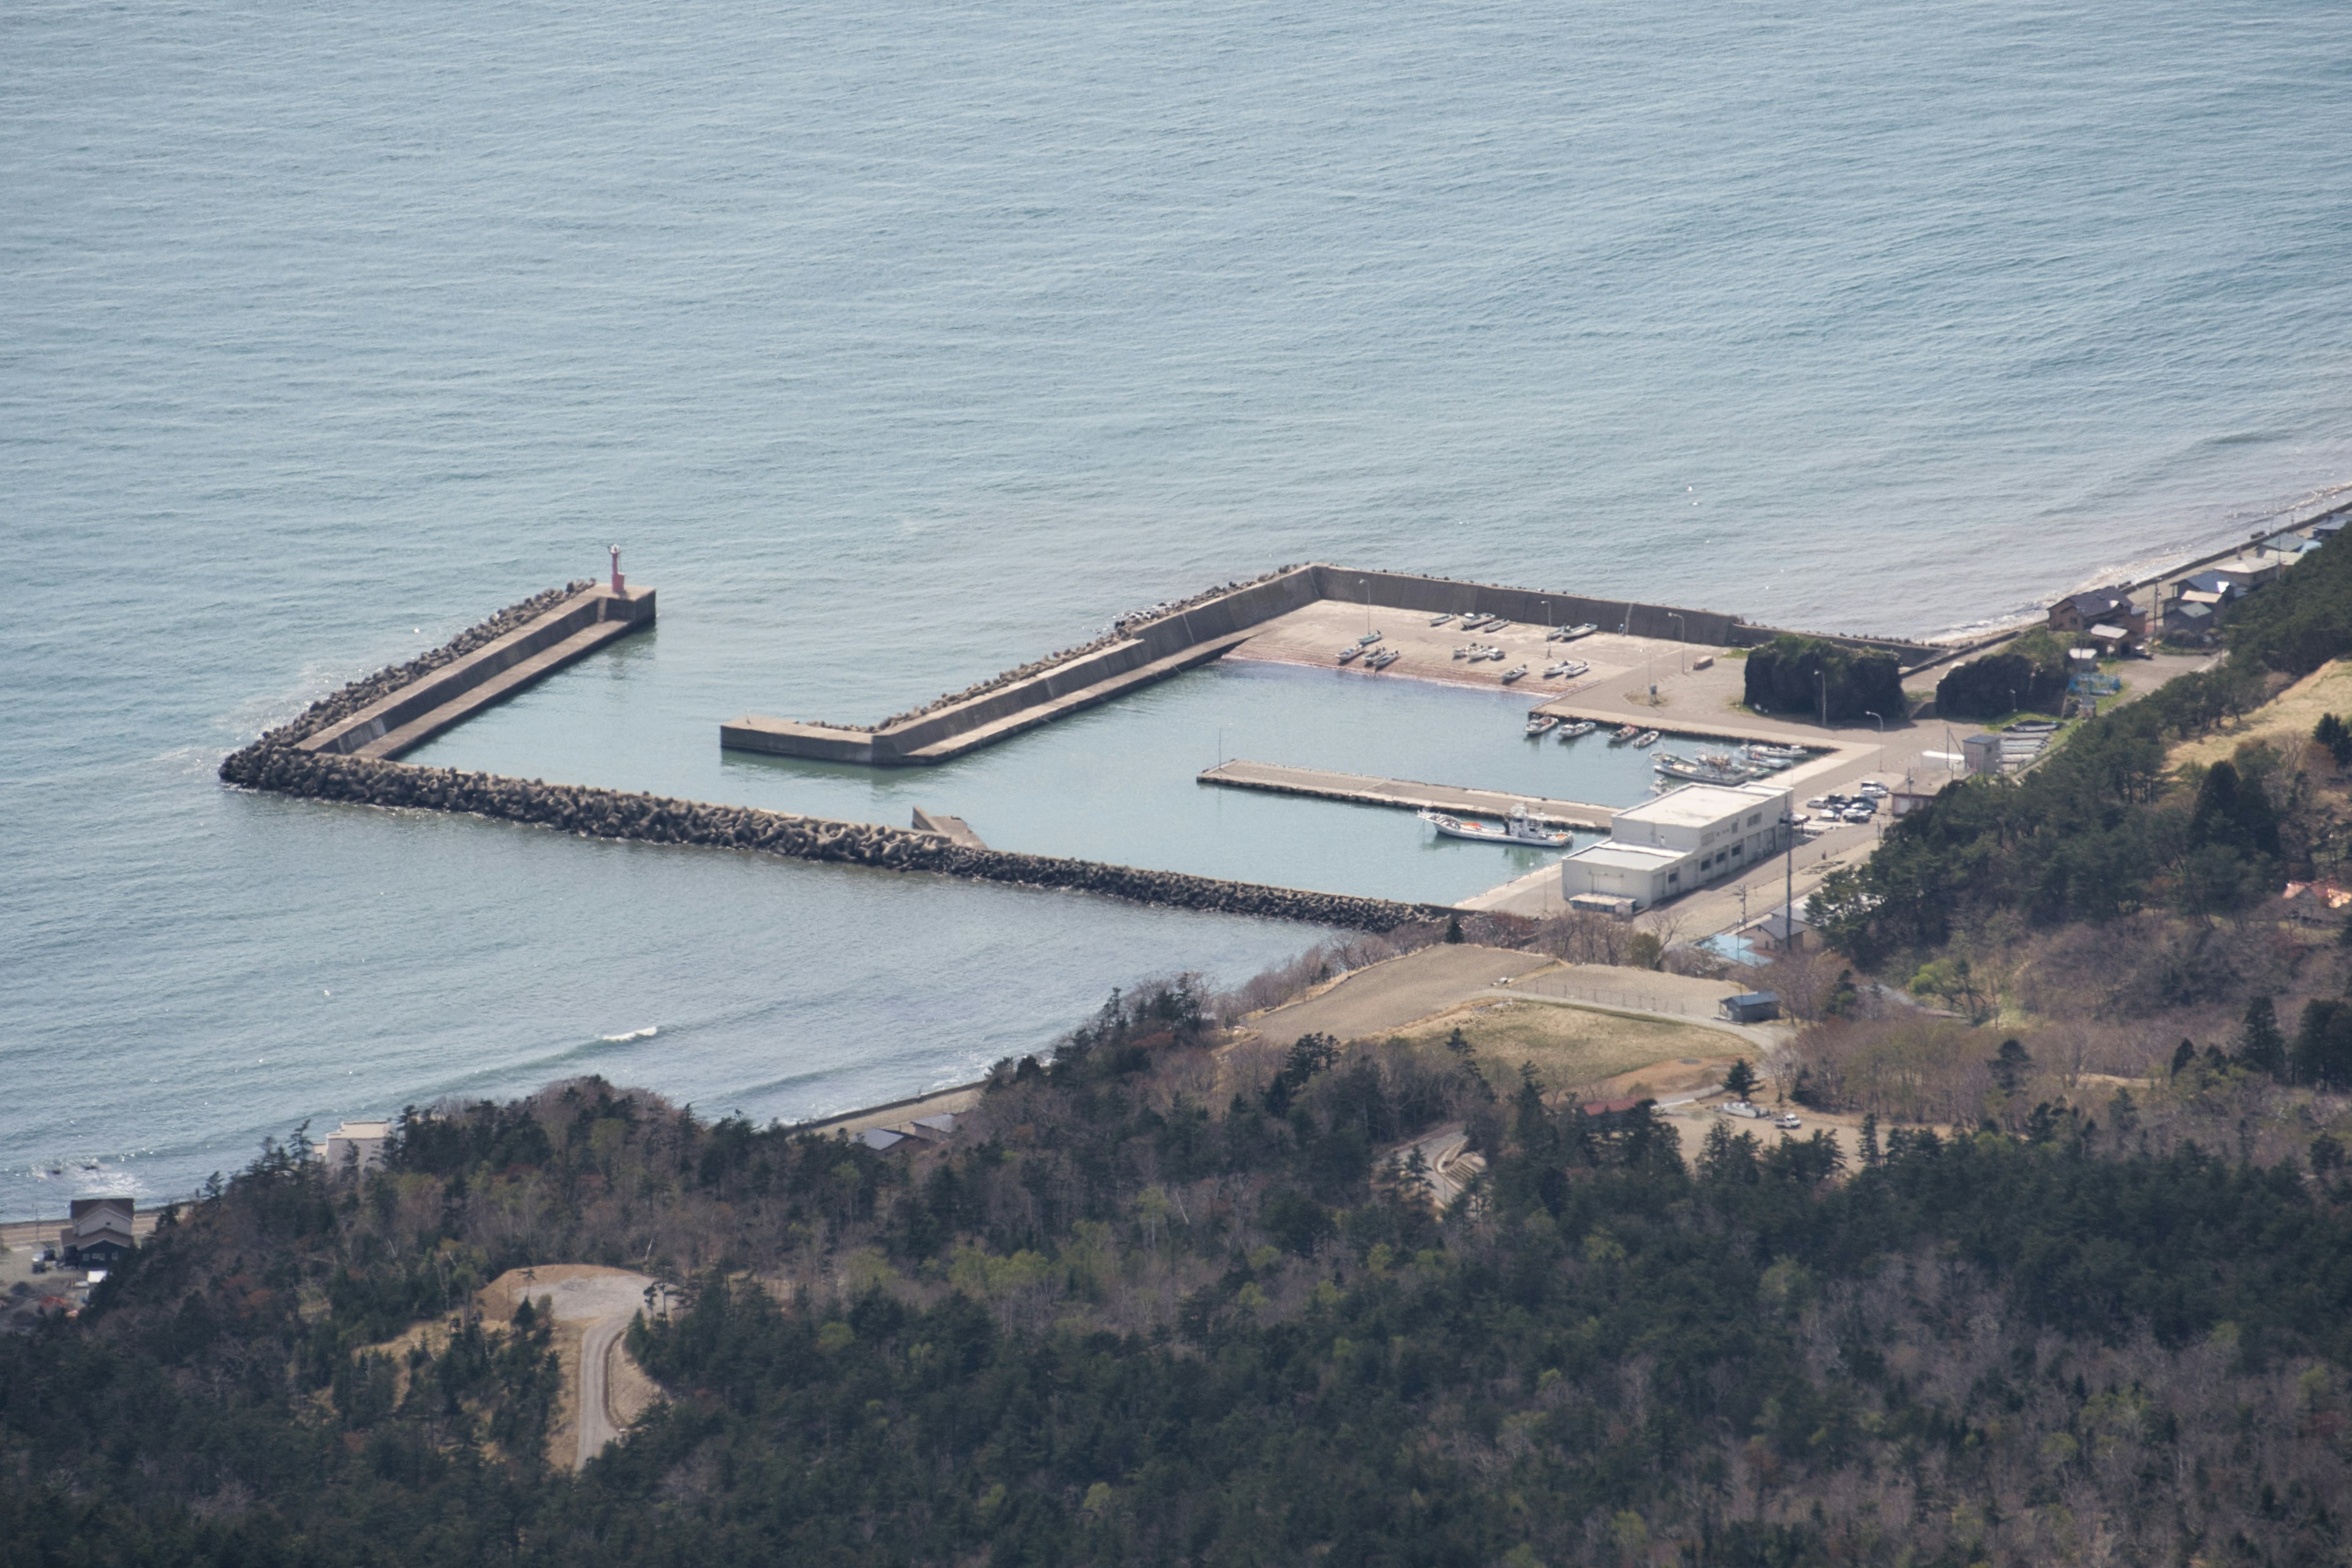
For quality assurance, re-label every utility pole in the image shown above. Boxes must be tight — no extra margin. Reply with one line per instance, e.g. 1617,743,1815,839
1782,812,1796,951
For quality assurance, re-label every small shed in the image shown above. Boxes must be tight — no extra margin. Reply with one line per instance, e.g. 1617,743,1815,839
1720,991,1782,1023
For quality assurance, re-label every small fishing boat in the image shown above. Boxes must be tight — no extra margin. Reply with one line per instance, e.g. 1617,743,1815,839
1336,645,1362,665
1418,805,1572,847
1368,646,1400,669
1634,729,1661,748
1559,623,1599,642
1556,720,1597,742
1609,723,1642,745
1357,630,1383,647
1428,612,1455,627
1525,713,1559,737
1553,659,1588,679
1500,665,1528,683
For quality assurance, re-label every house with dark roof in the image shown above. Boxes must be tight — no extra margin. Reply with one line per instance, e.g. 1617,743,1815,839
58,1197,135,1268
2047,586,2146,645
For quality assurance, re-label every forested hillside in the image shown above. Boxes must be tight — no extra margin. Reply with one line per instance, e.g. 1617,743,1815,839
9,983,2352,1566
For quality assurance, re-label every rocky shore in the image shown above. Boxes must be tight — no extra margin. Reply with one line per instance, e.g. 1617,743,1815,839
219,586,1446,933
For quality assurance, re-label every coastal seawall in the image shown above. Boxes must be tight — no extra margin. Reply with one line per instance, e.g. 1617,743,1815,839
221,586,1446,932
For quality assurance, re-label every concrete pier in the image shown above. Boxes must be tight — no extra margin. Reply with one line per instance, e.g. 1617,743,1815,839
303,583,655,761
1198,759,1614,832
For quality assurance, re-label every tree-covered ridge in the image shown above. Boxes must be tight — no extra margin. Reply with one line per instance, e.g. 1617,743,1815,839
1807,535,2352,970
9,987,2352,1566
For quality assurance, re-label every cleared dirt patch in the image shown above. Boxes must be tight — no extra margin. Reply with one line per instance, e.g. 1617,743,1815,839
1245,944,1558,1049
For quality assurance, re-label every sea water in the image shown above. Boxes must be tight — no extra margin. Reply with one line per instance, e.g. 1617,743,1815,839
6,0,2351,1214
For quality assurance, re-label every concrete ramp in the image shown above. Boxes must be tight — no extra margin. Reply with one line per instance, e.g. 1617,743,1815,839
911,808,987,849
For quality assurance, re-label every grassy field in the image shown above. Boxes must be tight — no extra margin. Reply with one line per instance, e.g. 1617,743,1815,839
1387,997,1728,1093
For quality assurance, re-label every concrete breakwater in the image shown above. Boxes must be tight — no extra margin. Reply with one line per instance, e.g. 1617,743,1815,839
219,586,1446,930
724,562,1946,768
219,742,1444,931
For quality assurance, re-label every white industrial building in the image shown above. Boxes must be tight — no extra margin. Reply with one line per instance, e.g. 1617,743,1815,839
1558,781,1792,910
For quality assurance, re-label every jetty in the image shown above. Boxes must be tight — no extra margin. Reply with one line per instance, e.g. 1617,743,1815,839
1199,760,1613,832
720,563,1945,768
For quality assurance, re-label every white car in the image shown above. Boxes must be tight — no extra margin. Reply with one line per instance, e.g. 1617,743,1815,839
1857,781,1889,798
1776,1112,1801,1129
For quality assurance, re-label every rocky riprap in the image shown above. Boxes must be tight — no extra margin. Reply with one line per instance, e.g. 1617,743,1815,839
221,584,1444,933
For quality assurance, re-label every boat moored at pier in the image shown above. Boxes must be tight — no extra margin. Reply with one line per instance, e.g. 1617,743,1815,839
1418,805,1573,847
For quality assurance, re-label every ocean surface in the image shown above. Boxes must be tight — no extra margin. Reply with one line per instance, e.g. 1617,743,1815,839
7,0,2351,1216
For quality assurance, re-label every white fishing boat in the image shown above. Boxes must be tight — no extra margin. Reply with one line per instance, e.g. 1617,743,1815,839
1559,624,1599,641
1418,805,1572,847
1556,720,1597,742
1357,630,1383,647
1428,612,1455,627
1336,645,1362,664
1500,665,1528,683
1609,723,1641,745
1524,713,1559,737
1368,647,1400,669
1634,729,1660,748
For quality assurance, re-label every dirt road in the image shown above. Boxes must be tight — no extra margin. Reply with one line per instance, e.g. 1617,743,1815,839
485,1267,669,1468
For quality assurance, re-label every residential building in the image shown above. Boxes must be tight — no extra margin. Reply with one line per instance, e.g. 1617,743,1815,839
324,1120,391,1175
2047,586,2144,639
58,1196,135,1267
1557,782,1792,910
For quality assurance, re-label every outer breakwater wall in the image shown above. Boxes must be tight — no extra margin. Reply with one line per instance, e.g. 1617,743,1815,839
220,585,1444,932
219,743,1443,931
726,562,1898,768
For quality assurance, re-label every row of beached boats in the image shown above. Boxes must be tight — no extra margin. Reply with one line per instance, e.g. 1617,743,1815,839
1649,742,1812,786
1425,611,1603,643
1336,630,1401,669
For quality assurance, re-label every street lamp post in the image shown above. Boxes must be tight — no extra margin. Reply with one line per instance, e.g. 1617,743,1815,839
1864,710,1883,734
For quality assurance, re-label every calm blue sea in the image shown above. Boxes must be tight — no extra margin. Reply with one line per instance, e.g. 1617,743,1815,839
6,0,2350,1215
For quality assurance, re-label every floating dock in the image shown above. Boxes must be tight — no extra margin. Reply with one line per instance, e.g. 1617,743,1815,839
1197,759,1614,832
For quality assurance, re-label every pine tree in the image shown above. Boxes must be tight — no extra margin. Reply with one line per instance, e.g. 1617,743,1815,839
1722,1058,1760,1099
2235,996,2287,1078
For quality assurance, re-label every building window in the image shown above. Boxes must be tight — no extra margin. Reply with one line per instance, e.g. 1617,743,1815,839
1747,812,1762,826
1668,871,1680,884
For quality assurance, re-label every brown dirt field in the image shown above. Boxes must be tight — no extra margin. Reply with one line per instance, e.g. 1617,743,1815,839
1385,997,1732,1091
2173,658,2352,769
1243,944,1559,1049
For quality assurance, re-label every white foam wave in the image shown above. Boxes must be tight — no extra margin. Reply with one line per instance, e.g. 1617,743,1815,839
598,1026,659,1043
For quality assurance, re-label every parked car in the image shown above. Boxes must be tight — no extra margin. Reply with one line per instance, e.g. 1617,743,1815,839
1776,1112,1801,1129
